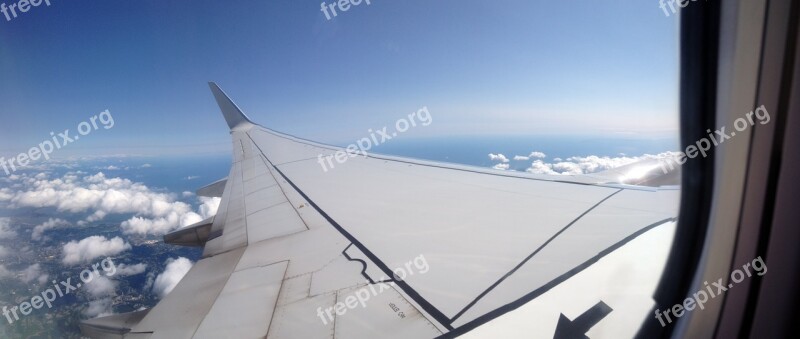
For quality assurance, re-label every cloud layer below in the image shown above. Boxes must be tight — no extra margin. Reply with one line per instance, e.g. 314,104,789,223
0,172,221,236
62,236,132,265
488,151,680,175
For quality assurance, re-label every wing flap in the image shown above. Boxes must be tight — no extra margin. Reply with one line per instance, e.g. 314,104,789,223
163,216,214,247
129,248,246,339
193,261,288,338
196,177,227,198
78,309,150,338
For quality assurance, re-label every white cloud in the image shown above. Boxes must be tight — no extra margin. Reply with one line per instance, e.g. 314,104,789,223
492,163,510,170
3,172,221,236
62,236,132,265
529,151,547,159
184,176,200,180
513,155,529,161
150,196,220,233
115,263,147,277
488,153,509,163
527,160,558,175
32,218,69,241
85,276,117,298
20,264,49,285
0,264,17,279
191,197,221,223
143,271,155,292
0,265,12,279
0,188,13,201
523,152,680,175
84,298,112,318
120,213,189,236
152,257,193,299
0,218,16,239
182,191,194,198
140,164,152,168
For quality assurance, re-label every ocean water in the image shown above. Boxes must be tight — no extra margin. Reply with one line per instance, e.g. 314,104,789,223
73,155,233,195
94,135,680,190
140,135,681,182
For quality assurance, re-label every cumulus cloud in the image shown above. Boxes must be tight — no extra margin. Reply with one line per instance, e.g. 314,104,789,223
121,214,189,236
84,298,113,318
195,197,221,221
114,263,147,277
143,271,156,292
527,160,559,175
488,153,509,163
0,218,16,239
32,218,69,241
5,172,170,214
62,236,131,265
123,196,219,234
85,276,117,298
529,151,547,159
0,265,13,279
0,188,12,201
83,269,120,317
20,264,49,285
152,257,193,299
523,152,680,175
2,172,221,236
492,163,510,170
503,152,546,162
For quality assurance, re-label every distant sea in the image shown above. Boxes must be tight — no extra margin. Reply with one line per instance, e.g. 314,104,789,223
117,135,679,190
132,135,680,184
351,135,679,169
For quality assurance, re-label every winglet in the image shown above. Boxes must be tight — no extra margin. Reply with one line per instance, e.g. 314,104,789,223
208,82,255,131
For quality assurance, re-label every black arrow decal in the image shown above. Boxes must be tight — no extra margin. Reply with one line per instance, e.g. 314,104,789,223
553,301,613,339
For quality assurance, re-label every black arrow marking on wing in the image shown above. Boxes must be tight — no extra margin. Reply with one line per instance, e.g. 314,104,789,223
553,301,613,339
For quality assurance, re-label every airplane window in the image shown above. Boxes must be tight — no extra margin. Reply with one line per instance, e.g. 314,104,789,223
0,1,681,338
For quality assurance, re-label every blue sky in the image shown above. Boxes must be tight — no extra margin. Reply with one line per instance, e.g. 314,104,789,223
0,0,678,157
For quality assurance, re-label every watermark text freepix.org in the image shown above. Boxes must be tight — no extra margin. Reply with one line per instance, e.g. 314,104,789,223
315,254,430,325
1,0,51,22
320,0,371,21
660,105,769,174
659,0,702,17
654,256,767,327
2,257,118,325
317,106,432,172
0,109,115,176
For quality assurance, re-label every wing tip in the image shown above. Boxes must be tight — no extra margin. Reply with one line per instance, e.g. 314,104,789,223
208,82,255,131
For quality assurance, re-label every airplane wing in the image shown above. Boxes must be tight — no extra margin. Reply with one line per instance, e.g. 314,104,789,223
80,83,679,339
